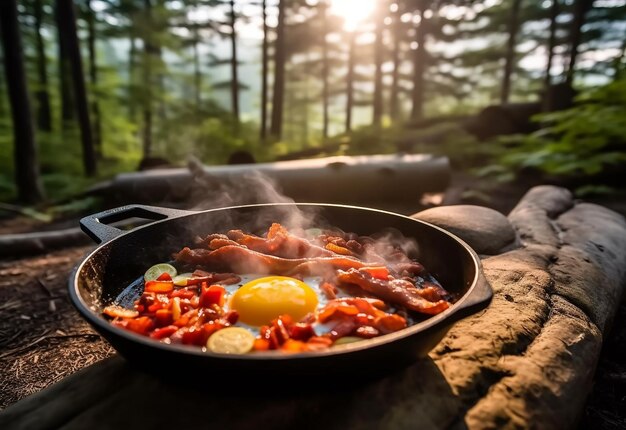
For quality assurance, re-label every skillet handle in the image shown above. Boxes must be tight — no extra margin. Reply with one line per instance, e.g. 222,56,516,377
80,205,196,244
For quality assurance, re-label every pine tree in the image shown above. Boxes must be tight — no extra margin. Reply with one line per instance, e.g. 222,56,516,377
0,0,45,202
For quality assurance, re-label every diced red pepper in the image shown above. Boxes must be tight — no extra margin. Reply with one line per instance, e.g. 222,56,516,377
126,316,154,335
199,284,226,308
170,288,195,299
200,321,223,344
150,325,178,339
145,280,174,293
154,309,173,327
182,326,204,345
156,272,172,282
260,325,280,349
224,310,239,325
289,323,315,341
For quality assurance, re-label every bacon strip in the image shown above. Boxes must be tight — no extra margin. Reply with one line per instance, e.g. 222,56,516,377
337,268,450,315
225,223,334,258
175,245,366,274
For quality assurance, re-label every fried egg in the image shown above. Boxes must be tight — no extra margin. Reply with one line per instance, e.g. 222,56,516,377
221,274,335,335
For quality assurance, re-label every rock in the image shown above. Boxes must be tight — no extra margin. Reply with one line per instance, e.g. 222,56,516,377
412,205,517,255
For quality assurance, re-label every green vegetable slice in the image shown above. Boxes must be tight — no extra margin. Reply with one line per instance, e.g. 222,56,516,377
144,263,177,282
333,336,364,346
172,272,194,286
207,327,255,354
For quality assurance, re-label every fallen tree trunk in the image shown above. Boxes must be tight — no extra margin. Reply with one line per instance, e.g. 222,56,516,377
87,154,451,208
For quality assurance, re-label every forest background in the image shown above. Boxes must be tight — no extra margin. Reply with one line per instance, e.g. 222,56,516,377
0,0,625,207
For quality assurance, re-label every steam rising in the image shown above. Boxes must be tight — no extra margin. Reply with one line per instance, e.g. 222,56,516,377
183,157,422,277
187,157,320,233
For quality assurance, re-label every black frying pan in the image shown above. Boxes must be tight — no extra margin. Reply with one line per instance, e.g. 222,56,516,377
70,203,492,377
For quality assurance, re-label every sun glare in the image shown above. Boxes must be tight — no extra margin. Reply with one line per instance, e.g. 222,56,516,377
329,0,377,32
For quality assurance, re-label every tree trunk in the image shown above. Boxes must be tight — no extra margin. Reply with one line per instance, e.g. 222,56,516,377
544,0,559,89
260,0,269,141
0,0,45,203
86,0,101,156
345,31,356,133
372,1,385,127
390,3,402,121
543,0,559,111
33,0,52,132
500,0,523,105
269,0,286,140
321,0,329,139
128,34,137,120
193,26,201,110
411,1,426,121
565,0,593,86
55,1,75,126
142,0,155,158
229,0,240,128
56,0,97,176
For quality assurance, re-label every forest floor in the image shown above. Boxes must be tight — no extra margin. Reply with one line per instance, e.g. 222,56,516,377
0,171,624,427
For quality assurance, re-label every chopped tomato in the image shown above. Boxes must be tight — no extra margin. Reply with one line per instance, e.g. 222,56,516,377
156,272,172,282
151,325,178,339
289,323,315,341
199,284,226,308
126,316,154,335
155,309,173,327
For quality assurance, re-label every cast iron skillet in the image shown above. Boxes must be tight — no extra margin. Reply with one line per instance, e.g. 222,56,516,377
70,203,492,377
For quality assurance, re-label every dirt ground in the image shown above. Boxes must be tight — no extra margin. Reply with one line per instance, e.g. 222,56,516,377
0,173,624,427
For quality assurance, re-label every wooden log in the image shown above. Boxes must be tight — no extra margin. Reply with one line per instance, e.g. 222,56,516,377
0,228,91,258
86,154,451,207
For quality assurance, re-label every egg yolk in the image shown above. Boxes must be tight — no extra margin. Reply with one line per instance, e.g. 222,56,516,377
230,276,318,326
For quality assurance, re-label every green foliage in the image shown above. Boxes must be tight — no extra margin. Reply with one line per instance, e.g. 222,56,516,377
154,100,259,165
491,77,626,179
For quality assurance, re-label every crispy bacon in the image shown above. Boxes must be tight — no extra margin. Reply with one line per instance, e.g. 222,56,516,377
337,268,450,315
175,244,366,275
225,223,334,258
